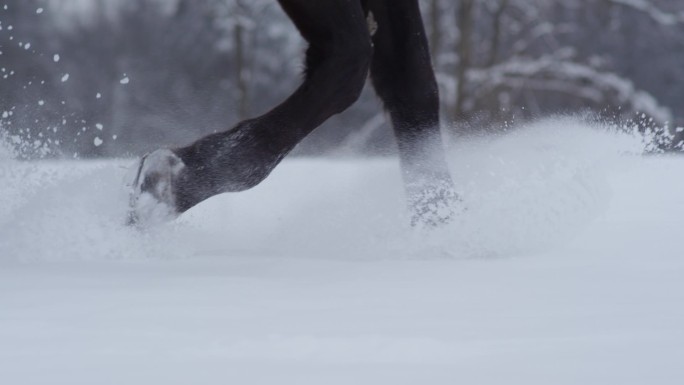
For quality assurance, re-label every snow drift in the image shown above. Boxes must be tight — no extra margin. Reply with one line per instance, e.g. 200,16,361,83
0,118,643,262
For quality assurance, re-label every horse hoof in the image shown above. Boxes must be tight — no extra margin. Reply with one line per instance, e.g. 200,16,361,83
407,178,462,229
126,149,185,227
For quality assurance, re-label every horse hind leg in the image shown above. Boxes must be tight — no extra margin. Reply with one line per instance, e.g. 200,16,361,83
365,0,460,227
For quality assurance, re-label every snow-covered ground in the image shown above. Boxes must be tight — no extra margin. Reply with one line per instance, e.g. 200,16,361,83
1,120,683,384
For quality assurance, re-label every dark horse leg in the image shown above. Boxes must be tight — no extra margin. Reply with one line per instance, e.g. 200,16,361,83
364,0,458,226
128,0,457,226
128,0,372,224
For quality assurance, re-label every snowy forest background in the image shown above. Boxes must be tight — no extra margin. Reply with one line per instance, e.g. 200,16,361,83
1,0,683,158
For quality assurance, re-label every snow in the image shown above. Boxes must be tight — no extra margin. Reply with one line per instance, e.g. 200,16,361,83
1,120,683,384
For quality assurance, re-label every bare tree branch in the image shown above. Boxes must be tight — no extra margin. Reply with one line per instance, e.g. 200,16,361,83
606,0,684,26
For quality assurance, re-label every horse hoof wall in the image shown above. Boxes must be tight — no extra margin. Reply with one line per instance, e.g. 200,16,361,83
126,149,185,227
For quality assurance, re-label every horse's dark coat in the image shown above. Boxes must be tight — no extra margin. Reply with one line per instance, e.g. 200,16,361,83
168,0,455,223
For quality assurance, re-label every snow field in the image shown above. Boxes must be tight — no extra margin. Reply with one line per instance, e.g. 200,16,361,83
0,119,683,384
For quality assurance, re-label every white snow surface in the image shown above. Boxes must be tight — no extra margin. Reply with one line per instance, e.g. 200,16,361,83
1,120,683,384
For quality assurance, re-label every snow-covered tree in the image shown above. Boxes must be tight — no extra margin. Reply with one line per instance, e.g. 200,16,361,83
422,0,683,147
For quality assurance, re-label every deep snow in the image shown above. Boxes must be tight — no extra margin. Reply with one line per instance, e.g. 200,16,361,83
1,120,683,384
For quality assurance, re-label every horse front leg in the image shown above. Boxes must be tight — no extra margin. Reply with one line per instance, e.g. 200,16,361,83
127,0,372,226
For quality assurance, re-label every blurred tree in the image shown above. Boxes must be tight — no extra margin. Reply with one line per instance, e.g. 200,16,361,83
1,0,683,157
425,0,681,136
